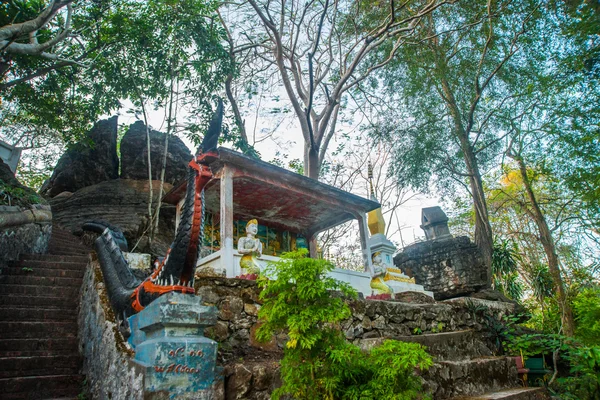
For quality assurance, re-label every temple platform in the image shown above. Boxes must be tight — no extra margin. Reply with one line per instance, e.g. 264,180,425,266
196,250,433,298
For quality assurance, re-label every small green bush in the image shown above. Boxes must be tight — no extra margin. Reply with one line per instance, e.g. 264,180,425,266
555,346,600,400
257,249,433,400
0,179,44,207
573,287,600,346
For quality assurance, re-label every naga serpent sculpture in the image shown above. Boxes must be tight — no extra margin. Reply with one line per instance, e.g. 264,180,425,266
86,100,223,319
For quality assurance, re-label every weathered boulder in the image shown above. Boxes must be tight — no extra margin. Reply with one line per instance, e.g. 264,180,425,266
394,291,437,304
0,157,20,187
0,158,45,207
224,362,280,400
42,116,119,197
120,121,192,185
394,236,489,300
49,179,176,257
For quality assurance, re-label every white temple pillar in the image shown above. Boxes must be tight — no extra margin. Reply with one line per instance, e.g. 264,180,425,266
356,212,374,275
220,165,235,276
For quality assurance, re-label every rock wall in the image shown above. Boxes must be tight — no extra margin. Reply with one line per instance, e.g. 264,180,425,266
78,259,145,400
394,236,489,300
196,278,283,400
194,277,520,399
120,121,192,186
196,277,514,348
50,179,176,257
0,205,51,268
43,117,120,197
77,272,520,400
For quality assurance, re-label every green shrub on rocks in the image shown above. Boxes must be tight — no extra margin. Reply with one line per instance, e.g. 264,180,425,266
0,179,45,207
256,249,433,400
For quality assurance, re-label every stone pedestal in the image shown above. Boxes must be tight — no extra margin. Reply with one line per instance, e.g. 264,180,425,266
127,292,220,399
368,233,396,269
368,233,433,298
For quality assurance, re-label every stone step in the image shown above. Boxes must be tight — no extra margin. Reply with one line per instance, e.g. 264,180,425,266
48,239,90,253
0,295,77,308
48,249,88,256
450,387,550,400
0,284,80,297
0,307,77,322
0,275,82,287
0,338,78,354
17,260,87,271
48,236,86,247
424,356,519,399
20,254,88,264
0,374,83,398
0,355,82,378
358,330,494,361
0,266,84,279
0,322,78,339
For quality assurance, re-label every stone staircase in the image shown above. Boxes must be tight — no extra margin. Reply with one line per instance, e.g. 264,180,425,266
361,329,549,399
0,225,89,399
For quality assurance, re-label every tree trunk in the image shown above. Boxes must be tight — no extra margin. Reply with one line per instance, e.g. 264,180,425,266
440,78,494,283
462,136,494,285
514,156,575,336
138,97,153,237
305,144,320,179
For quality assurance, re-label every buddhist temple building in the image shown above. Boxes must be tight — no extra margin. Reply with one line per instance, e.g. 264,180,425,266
163,148,381,292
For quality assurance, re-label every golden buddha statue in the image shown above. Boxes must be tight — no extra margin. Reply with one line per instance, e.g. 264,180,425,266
237,219,262,274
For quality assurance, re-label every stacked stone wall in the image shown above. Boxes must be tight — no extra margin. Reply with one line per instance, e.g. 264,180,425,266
194,277,519,399
78,259,145,400
195,277,516,348
0,205,51,268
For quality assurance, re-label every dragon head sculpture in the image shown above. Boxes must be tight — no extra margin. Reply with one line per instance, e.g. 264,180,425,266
88,101,223,318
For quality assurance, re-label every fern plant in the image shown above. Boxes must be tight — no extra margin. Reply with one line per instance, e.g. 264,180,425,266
256,249,433,400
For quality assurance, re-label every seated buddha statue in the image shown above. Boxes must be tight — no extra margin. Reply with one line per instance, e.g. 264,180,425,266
369,251,392,295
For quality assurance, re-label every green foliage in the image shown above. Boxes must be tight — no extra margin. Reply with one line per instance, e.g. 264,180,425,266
573,287,600,346
256,249,356,350
557,346,600,400
507,332,600,400
339,340,434,400
1,0,234,178
505,333,571,359
0,179,44,207
492,240,524,301
257,250,432,400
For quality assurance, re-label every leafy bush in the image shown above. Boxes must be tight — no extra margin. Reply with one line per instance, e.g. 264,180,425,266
0,179,44,207
555,346,600,400
492,240,523,301
257,249,433,400
573,287,600,346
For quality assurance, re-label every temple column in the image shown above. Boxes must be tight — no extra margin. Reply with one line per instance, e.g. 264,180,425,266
220,165,235,276
356,212,374,275
308,234,318,259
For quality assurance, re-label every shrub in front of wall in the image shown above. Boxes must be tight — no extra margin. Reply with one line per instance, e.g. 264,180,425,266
256,249,433,400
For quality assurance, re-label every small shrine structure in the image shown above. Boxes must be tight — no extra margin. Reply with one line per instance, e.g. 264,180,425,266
163,148,381,293
420,206,452,240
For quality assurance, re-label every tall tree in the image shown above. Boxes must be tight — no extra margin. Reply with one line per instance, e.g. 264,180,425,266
0,0,232,188
372,0,543,274
221,0,451,179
